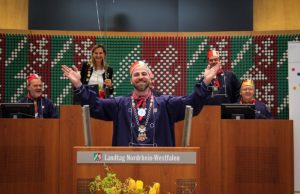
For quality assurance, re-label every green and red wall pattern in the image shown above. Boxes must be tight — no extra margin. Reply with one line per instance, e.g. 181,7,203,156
1,33,299,119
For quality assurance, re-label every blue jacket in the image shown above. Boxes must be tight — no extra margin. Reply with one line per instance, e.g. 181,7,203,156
255,100,273,119
75,80,211,146
18,96,58,118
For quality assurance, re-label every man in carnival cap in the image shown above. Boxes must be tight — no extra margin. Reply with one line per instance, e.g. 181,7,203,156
205,49,241,105
129,61,162,96
239,79,272,119
18,74,58,118
62,61,220,146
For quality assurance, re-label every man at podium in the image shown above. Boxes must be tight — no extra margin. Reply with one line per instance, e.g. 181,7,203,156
18,74,58,118
205,49,241,105
62,61,220,146
239,79,272,119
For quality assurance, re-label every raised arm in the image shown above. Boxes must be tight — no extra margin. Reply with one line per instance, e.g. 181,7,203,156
166,63,221,122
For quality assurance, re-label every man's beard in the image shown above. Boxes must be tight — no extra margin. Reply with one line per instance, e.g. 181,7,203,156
133,81,150,92
30,91,42,99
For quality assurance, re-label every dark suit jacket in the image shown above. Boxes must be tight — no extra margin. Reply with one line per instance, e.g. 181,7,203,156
205,71,241,105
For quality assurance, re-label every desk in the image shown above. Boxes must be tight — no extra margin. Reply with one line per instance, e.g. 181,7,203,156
0,105,294,194
0,119,59,194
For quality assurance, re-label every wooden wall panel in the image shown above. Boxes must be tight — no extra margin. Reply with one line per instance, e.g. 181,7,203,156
0,0,28,30
254,0,300,31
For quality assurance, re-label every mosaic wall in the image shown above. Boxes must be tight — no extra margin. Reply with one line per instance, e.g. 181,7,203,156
1,33,299,119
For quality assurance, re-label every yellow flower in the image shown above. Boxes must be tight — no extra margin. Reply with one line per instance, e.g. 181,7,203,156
136,180,144,190
128,178,136,190
89,166,168,194
148,187,156,194
153,182,160,193
111,186,117,194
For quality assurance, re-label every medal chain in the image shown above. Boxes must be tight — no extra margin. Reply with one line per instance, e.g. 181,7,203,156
131,96,153,129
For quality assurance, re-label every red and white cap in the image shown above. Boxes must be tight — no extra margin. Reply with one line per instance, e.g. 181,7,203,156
130,61,152,76
207,49,220,59
26,74,40,84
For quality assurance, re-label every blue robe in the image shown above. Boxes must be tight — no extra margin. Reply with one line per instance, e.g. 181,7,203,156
18,96,58,118
75,80,211,146
255,100,273,119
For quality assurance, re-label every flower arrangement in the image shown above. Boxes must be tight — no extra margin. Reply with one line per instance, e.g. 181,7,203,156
89,166,167,194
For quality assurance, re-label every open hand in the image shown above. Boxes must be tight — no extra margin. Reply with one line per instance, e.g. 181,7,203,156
203,62,221,85
61,65,82,88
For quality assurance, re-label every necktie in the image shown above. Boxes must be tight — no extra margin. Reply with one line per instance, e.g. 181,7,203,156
214,79,220,89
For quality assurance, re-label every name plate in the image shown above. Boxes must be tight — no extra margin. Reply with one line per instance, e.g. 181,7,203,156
77,151,197,164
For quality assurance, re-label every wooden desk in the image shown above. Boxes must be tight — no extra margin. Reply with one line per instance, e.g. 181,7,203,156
0,105,294,194
0,119,59,194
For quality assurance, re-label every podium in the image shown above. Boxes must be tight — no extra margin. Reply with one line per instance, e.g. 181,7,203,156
0,105,294,194
0,119,59,194
175,106,294,194
73,147,200,194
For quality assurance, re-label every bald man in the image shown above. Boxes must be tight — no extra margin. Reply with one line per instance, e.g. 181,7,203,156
62,61,220,146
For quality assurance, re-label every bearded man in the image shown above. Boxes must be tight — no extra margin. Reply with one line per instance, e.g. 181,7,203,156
18,74,58,118
62,61,220,146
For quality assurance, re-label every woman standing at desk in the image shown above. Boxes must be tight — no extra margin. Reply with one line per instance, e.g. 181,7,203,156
74,44,113,104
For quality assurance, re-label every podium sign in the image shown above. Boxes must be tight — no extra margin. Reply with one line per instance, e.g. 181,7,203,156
73,147,200,194
77,151,197,164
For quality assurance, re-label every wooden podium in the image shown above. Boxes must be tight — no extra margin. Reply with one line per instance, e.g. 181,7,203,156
221,119,293,194
0,119,59,194
0,105,294,194
73,147,200,194
175,106,294,194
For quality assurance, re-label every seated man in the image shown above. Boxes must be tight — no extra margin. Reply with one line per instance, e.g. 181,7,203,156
62,61,220,146
239,80,272,119
18,74,58,118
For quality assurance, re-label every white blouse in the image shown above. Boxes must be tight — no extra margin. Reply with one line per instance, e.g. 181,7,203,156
88,69,105,89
